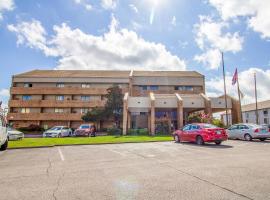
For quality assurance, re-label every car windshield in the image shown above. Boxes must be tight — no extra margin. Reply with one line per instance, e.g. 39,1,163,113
50,127,62,131
248,124,261,128
202,124,218,129
80,125,90,129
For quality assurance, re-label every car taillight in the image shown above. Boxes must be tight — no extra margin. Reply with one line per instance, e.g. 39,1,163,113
268,128,270,132
254,129,259,133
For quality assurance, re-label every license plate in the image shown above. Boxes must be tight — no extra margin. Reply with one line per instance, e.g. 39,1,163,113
216,131,221,134
261,129,267,133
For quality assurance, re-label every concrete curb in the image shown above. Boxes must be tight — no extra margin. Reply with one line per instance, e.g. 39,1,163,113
7,140,173,150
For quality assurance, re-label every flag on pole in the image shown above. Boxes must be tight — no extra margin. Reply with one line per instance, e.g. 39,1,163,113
232,68,238,85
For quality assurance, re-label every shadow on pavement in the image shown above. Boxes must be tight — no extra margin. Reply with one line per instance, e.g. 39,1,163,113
176,142,233,149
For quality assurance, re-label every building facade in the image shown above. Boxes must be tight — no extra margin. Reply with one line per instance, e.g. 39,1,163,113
7,70,241,134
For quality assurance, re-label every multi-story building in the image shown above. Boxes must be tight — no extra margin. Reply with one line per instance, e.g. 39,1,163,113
242,100,270,125
7,70,241,134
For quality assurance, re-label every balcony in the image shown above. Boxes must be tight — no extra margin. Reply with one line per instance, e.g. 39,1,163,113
9,100,106,108
7,113,83,121
10,87,108,95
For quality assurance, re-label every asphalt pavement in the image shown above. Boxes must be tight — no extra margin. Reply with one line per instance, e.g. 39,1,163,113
1,140,270,200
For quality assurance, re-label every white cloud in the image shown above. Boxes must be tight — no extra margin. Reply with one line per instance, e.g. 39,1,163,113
0,89,9,97
194,16,243,69
171,16,176,26
8,16,186,71
194,49,221,70
73,0,92,11
0,0,14,20
206,68,270,105
101,0,117,10
208,0,270,39
0,88,9,109
129,4,138,13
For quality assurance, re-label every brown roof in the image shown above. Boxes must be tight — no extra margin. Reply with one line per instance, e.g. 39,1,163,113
242,100,270,112
14,70,204,78
132,70,203,77
14,70,131,78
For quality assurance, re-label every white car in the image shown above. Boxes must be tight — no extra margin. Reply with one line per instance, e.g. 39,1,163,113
0,114,8,151
43,126,72,138
227,123,270,141
7,128,24,141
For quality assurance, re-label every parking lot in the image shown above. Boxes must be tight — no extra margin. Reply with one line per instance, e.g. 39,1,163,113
1,140,270,200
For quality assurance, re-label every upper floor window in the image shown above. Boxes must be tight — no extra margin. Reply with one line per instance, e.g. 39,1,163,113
149,85,159,91
139,86,147,91
175,86,193,91
81,96,90,101
56,83,65,88
263,110,268,115
82,83,91,88
56,96,64,101
55,108,64,113
24,83,32,88
22,95,32,101
81,108,90,114
21,108,30,113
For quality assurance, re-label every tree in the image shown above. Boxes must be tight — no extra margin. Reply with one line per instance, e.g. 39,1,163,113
104,84,123,128
81,107,105,128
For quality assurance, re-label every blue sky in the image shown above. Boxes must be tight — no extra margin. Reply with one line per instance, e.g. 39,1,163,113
1,0,270,108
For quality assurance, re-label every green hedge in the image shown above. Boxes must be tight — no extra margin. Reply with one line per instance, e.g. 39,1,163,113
128,128,149,135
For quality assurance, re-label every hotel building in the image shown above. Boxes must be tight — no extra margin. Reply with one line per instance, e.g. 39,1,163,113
7,70,241,134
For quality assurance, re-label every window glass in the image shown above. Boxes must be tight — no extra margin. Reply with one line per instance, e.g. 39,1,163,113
55,108,64,113
82,84,91,88
21,108,30,113
24,83,32,88
202,124,218,128
175,86,193,91
229,125,238,130
81,108,89,114
238,125,249,130
56,96,64,101
139,86,147,90
80,125,90,129
149,85,159,90
56,83,64,88
22,95,32,100
263,110,268,115
183,125,190,131
191,125,200,130
81,96,90,101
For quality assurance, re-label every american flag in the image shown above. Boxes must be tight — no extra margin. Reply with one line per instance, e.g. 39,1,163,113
232,68,238,85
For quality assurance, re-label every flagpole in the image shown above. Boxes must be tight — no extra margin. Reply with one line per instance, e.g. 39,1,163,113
236,71,243,123
254,72,259,124
221,52,229,126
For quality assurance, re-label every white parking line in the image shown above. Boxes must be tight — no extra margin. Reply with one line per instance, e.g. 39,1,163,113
58,147,65,161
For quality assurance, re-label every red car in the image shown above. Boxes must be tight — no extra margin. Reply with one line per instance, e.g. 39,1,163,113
74,124,96,137
173,123,228,145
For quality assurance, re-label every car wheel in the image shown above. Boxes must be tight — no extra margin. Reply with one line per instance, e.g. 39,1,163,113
196,136,204,145
215,141,222,145
174,135,180,143
244,134,252,141
259,138,266,141
0,140,8,151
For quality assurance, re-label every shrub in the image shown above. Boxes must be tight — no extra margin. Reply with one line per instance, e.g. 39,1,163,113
17,124,44,133
212,118,225,128
128,128,149,135
107,127,122,135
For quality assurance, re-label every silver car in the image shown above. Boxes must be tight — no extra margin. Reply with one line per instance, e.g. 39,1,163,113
43,126,72,138
7,128,24,140
227,123,270,141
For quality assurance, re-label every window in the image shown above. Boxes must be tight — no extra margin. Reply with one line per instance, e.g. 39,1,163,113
56,83,64,88
238,125,249,130
81,96,90,101
182,125,190,131
139,86,147,90
81,108,90,114
82,83,91,88
263,110,268,115
140,112,147,116
264,118,268,124
56,96,64,101
191,125,200,130
149,85,159,90
245,113,249,118
175,86,193,91
22,95,32,101
24,83,32,88
55,108,64,113
21,108,30,113
228,125,238,130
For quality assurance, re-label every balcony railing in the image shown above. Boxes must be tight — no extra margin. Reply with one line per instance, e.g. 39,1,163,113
9,100,106,108
7,113,83,121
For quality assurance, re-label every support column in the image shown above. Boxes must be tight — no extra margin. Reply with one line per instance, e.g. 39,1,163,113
176,94,183,129
127,112,131,130
122,93,129,135
150,92,155,135
148,113,151,133
231,97,241,124
200,93,213,123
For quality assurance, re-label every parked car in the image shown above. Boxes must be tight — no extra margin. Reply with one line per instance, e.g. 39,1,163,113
7,128,24,140
227,123,270,141
173,123,227,145
43,126,72,138
0,113,8,151
74,124,96,137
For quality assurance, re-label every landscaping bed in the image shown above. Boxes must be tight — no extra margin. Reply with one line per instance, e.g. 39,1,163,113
8,135,173,149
